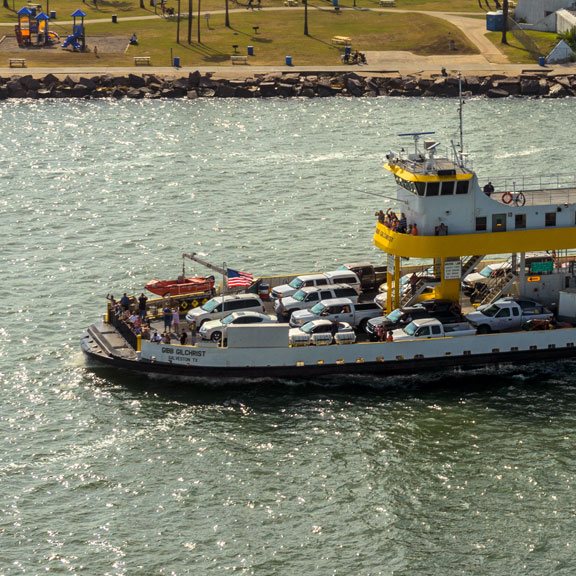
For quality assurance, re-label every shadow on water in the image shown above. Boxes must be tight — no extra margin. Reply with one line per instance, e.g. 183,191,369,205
85,359,576,415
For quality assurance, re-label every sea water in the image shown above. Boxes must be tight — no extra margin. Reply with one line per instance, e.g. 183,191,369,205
2,96,576,574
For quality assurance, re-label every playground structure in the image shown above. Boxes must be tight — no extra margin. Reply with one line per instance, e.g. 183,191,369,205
61,9,86,51
15,6,60,46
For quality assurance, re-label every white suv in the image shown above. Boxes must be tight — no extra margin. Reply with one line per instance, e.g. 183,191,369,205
185,294,265,327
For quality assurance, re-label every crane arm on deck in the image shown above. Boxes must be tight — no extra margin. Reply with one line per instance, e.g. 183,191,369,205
182,253,228,276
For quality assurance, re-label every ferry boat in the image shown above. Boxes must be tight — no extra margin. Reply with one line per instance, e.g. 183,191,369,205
81,89,576,382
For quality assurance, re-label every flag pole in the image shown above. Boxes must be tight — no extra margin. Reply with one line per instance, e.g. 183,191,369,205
223,262,227,295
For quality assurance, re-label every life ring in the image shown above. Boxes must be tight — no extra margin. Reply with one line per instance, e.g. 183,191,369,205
502,192,513,204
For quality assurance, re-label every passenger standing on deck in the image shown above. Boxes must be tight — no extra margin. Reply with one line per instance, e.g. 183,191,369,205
163,305,172,332
172,307,180,335
399,213,407,233
120,293,131,311
409,273,418,295
411,223,419,236
483,181,494,196
387,330,394,342
138,293,148,320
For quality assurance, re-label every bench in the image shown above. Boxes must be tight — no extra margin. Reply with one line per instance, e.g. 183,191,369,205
231,55,248,64
379,0,395,5
9,58,26,68
133,56,151,66
331,36,352,46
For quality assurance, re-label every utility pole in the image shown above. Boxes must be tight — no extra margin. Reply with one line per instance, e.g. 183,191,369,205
225,0,230,27
197,0,201,43
304,0,308,36
176,0,181,43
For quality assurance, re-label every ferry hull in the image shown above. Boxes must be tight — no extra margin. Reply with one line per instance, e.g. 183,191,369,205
81,330,576,382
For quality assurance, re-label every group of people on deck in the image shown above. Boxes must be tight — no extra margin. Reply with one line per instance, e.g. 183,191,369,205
107,292,196,346
377,209,419,236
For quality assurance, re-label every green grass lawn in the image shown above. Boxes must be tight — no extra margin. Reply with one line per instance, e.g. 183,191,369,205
486,30,558,64
0,8,479,66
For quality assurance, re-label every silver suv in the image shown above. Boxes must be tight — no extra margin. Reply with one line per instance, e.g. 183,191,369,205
185,294,265,327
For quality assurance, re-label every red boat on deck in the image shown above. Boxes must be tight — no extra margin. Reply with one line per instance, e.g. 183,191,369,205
145,275,216,297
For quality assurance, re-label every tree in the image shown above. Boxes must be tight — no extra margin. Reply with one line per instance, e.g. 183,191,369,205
557,27,576,51
501,0,508,44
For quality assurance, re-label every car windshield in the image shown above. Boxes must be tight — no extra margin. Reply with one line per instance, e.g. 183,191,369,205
310,303,325,315
293,289,307,302
289,278,304,290
301,322,316,334
481,304,500,317
479,266,495,279
387,309,403,322
221,315,237,325
404,322,417,336
201,298,221,312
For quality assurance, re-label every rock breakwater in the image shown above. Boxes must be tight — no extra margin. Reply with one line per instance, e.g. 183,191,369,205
2,70,576,99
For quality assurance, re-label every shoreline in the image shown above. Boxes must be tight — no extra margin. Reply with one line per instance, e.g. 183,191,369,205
2,68,576,99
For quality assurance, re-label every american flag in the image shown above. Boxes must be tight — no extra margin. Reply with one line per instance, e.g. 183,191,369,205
227,268,254,287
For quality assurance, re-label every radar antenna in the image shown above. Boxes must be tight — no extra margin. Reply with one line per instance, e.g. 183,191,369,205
398,131,435,156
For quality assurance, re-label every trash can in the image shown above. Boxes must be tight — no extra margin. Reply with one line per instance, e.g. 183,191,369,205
345,45,351,56
286,55,292,66
247,45,254,56
538,56,546,66
173,56,180,67
50,10,56,19
112,14,117,23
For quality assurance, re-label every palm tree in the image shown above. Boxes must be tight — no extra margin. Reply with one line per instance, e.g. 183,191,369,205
501,0,508,44
557,27,576,50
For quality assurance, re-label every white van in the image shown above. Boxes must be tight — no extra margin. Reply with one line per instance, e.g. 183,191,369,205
271,270,360,300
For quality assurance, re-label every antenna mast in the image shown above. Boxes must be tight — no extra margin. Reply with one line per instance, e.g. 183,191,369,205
458,71,464,167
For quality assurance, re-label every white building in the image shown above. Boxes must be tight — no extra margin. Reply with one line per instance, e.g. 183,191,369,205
515,0,576,31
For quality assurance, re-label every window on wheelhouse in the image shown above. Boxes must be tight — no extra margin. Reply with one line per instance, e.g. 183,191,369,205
426,182,440,197
515,214,526,229
440,181,454,195
545,212,557,227
414,182,426,196
455,181,469,195
476,216,487,231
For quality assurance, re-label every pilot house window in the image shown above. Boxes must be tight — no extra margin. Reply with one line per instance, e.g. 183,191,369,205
440,182,454,195
545,212,557,227
476,217,487,231
426,182,439,197
515,214,526,229
455,181,469,195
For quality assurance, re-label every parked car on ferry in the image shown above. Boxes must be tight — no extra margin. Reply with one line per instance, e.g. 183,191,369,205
365,301,462,341
289,319,354,346
289,297,382,329
465,297,553,334
185,294,265,327
199,311,277,342
271,270,360,300
274,284,359,320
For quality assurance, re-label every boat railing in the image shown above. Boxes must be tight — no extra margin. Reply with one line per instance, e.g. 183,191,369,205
490,173,576,206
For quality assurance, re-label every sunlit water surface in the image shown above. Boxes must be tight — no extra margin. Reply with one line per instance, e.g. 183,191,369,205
2,97,576,574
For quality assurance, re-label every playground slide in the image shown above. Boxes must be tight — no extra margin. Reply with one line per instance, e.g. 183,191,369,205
61,34,81,50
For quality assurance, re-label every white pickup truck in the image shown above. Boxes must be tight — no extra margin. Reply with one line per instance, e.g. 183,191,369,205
465,297,553,334
289,297,382,329
390,318,477,341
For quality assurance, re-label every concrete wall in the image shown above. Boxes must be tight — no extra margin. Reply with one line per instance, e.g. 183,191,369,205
557,8,576,33
515,0,576,31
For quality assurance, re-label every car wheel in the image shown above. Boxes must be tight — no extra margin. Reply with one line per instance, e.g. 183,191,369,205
211,331,222,342
359,319,369,332
477,325,491,335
